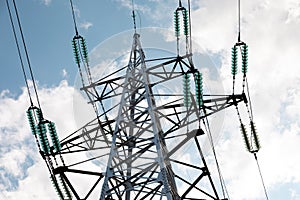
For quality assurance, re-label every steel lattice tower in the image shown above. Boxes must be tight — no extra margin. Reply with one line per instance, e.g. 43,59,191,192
24,1,262,200
46,32,245,199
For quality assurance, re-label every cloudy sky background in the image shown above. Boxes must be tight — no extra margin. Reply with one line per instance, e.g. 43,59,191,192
0,0,300,199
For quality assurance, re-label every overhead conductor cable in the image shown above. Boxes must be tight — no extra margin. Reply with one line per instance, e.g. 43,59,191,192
233,1,269,199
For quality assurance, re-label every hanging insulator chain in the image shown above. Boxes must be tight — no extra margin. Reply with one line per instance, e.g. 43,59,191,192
240,123,251,152
174,10,180,37
72,37,85,86
194,71,203,108
183,73,191,108
27,110,36,135
80,37,93,84
231,45,238,76
27,106,43,135
48,122,62,152
50,175,65,200
72,38,81,65
183,9,189,36
59,175,72,199
240,121,261,153
174,8,189,37
36,122,51,153
80,37,89,63
241,44,248,75
27,106,42,135
250,121,260,151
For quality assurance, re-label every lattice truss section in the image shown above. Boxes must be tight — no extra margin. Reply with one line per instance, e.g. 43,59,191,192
33,33,245,200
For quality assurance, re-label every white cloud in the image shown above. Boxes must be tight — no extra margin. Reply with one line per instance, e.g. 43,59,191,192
42,0,51,6
115,0,175,24
73,5,80,18
61,68,68,78
0,80,77,199
185,0,300,199
80,21,93,30
2,0,300,199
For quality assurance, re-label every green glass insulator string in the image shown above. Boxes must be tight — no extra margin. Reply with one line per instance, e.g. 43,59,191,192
241,44,248,74
72,37,85,86
50,175,65,200
183,9,189,36
231,45,238,93
80,37,89,63
36,122,51,153
240,123,251,152
183,73,191,108
72,38,81,65
174,10,180,37
241,43,248,92
80,37,93,84
27,109,36,135
26,106,43,135
194,71,203,107
48,122,61,152
250,121,260,151
60,175,72,199
231,45,238,76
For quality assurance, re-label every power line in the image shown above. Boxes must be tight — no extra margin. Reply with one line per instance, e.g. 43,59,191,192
188,0,193,55
69,0,79,36
11,0,42,111
131,0,137,33
5,0,33,106
203,116,230,200
238,0,241,42
254,153,269,200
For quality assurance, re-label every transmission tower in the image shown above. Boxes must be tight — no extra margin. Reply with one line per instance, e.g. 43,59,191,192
21,0,265,200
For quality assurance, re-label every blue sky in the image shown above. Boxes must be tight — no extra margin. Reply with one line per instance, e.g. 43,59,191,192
0,0,143,94
1,0,300,199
